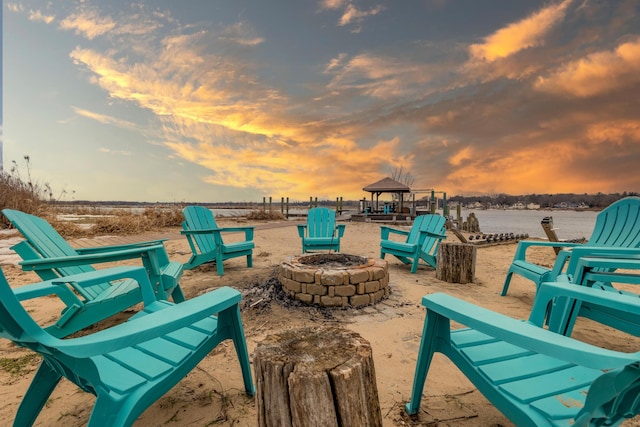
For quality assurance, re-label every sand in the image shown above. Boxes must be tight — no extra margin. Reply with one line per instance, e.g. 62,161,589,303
0,219,639,427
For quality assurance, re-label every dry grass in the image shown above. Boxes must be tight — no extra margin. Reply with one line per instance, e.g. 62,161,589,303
48,207,185,238
246,210,286,221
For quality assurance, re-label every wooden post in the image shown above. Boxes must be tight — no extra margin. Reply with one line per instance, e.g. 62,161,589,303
254,326,382,427
436,242,476,284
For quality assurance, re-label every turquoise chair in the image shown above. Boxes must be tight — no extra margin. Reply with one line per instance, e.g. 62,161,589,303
0,265,254,427
380,214,446,273
297,207,346,253
2,209,184,338
501,196,640,296
406,280,640,426
547,253,640,337
181,206,254,275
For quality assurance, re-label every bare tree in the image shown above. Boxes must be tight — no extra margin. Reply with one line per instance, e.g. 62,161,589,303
389,165,415,202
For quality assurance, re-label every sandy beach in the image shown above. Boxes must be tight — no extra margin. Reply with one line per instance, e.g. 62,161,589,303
1,219,639,426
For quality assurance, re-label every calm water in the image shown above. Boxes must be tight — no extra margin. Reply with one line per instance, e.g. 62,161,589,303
209,207,598,240
461,209,598,240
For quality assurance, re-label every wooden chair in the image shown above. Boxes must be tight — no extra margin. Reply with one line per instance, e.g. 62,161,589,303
181,206,254,275
0,265,254,426
406,280,640,426
501,196,640,296
2,209,184,338
297,207,346,253
380,214,446,273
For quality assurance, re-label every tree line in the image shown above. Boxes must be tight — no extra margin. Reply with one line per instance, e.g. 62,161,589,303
448,192,638,209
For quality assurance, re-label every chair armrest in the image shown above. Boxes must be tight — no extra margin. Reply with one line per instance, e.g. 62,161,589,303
13,279,84,308
422,229,447,239
570,255,640,285
14,265,157,311
423,291,638,370
511,240,582,262
336,224,346,238
297,225,307,238
51,286,242,357
75,239,167,255
380,226,409,240
564,248,640,278
18,244,168,271
532,280,640,325
180,228,221,235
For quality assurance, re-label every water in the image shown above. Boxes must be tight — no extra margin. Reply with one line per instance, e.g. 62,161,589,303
461,209,598,240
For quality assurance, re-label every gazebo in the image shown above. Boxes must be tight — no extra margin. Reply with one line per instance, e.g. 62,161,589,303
362,177,411,214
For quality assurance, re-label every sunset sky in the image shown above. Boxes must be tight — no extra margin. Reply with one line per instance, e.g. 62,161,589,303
3,0,640,202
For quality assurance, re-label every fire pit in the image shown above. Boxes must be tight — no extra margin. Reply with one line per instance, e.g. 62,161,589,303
278,253,389,307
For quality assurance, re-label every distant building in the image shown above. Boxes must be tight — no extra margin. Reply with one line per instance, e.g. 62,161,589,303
527,203,540,209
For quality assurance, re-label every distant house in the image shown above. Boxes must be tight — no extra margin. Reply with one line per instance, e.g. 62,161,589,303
512,202,526,210
527,203,540,210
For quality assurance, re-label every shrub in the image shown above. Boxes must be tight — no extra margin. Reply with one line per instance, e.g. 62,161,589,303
0,157,48,228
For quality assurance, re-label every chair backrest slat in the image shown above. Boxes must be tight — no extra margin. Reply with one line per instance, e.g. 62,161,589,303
183,206,219,253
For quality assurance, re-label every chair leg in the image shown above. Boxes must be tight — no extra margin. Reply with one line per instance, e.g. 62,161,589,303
87,394,134,427
501,272,513,296
223,305,255,395
14,361,62,426
216,255,225,276
405,311,443,415
410,258,419,274
246,254,252,268
171,285,186,303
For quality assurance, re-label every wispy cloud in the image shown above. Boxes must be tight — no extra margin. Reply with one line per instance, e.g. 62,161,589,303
72,107,138,131
99,147,132,156
218,21,264,46
468,0,572,63
59,9,116,39
338,4,384,27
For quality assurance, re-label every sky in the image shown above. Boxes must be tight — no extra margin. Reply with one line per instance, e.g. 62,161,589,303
2,0,640,203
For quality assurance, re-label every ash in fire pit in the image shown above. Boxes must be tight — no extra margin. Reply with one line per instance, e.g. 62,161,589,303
279,253,389,307
298,253,368,268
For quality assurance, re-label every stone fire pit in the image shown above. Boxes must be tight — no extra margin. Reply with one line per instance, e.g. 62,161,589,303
278,253,390,307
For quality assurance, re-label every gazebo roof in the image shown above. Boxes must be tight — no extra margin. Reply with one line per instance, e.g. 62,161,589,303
362,177,411,193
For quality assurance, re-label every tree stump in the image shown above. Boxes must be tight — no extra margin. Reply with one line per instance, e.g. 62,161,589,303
436,242,476,284
253,326,382,427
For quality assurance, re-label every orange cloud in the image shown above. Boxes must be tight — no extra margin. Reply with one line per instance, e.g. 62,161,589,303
468,0,571,63
60,10,116,39
534,37,640,97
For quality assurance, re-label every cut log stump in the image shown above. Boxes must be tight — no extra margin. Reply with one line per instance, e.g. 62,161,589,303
436,242,476,284
253,326,382,427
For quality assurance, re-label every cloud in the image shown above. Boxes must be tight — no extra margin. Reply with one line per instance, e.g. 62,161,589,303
534,36,640,97
99,147,132,156
468,0,572,63
28,9,55,24
6,3,24,13
59,10,116,39
338,4,384,27
318,0,347,11
72,107,138,131
325,53,432,99
218,21,264,46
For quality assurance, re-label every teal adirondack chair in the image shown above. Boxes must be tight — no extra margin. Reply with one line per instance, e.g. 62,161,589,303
380,214,446,273
2,209,184,338
0,265,254,426
297,207,346,253
501,196,640,296
181,206,254,275
547,253,640,337
406,280,640,426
